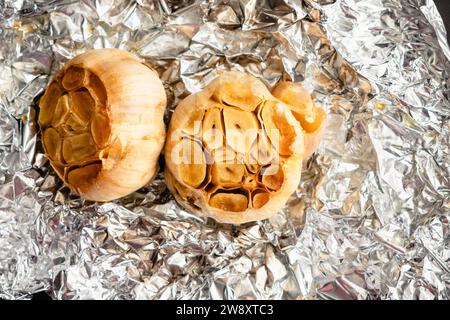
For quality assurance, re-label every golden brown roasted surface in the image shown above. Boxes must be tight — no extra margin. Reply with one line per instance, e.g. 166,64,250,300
164,71,326,224
271,81,327,159
39,48,167,201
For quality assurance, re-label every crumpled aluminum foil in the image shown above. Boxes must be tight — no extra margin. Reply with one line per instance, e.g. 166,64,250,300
0,0,449,300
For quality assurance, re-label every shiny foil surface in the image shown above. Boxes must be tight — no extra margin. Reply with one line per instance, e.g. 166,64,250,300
0,0,449,300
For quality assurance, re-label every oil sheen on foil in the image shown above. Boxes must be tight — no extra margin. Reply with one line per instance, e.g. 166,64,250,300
0,0,449,300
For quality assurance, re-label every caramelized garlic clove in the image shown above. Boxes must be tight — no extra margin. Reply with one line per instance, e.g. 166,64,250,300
62,66,88,91
39,81,64,127
298,104,326,133
64,114,88,132
70,90,95,124
272,81,314,117
260,164,284,191
252,190,271,209
202,108,224,150
62,132,97,163
67,163,102,191
261,103,278,148
209,191,248,212
261,101,301,156
212,71,270,111
184,108,205,137
223,108,259,154
255,131,276,166
86,73,107,105
215,81,263,111
52,94,71,127
212,145,236,164
43,128,62,162
176,138,207,188
272,81,327,157
180,163,207,188
211,163,245,187
91,111,111,149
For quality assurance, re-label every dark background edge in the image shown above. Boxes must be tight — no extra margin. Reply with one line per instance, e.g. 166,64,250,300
435,0,450,44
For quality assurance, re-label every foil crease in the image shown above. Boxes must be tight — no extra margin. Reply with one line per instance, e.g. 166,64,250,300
0,0,449,300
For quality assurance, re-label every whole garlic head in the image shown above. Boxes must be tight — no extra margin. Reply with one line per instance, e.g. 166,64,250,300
39,49,167,201
165,71,314,224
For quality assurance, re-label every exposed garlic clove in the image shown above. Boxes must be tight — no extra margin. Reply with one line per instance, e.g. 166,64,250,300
62,66,87,91
165,71,306,224
69,90,95,124
255,131,276,166
64,113,87,132
223,108,259,154
211,71,271,111
272,81,327,158
183,109,205,137
272,81,314,116
42,128,62,162
202,108,224,150
211,163,245,187
52,94,71,128
62,132,97,163
86,73,107,105
209,192,248,212
252,190,271,209
211,145,236,163
176,138,207,188
261,101,303,156
215,81,263,110
260,164,284,191
165,167,206,213
67,163,102,193
39,81,64,126
91,111,111,149
39,48,167,201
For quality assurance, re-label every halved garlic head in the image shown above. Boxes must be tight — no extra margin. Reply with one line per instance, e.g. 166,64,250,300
39,48,167,201
272,81,327,158
165,71,305,224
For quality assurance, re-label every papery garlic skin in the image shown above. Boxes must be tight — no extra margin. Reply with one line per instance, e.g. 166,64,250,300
165,71,308,224
39,49,167,201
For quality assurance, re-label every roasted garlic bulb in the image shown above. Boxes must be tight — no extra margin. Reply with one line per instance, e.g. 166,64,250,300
39,49,167,201
165,71,325,224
